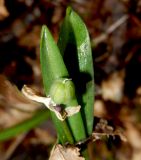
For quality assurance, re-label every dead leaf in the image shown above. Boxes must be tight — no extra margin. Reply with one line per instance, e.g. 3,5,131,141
125,122,141,149
132,151,141,160
30,128,55,145
0,75,41,128
94,100,107,117
0,75,40,112
101,70,125,103
49,144,84,160
0,0,9,20
18,26,41,48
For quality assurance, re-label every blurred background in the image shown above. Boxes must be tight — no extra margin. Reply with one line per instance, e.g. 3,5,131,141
0,0,141,159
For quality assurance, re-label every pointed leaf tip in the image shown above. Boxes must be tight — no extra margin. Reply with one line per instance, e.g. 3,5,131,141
41,25,47,39
66,6,72,16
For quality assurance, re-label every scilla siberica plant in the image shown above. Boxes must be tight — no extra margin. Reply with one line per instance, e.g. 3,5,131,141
22,6,94,159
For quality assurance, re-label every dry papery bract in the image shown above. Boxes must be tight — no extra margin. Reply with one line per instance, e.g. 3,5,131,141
49,144,84,160
22,85,81,121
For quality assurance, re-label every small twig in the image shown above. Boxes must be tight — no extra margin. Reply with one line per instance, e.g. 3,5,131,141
92,15,129,46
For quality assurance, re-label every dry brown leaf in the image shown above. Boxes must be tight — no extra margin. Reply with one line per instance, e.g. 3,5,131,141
0,0,9,20
18,26,41,48
49,144,85,160
0,75,40,112
125,122,141,149
134,86,141,105
52,6,63,24
94,100,107,117
132,151,141,160
31,128,55,145
124,122,141,160
0,75,41,128
101,70,125,103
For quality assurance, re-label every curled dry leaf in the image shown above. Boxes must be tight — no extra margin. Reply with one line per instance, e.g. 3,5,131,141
0,0,9,20
22,85,81,121
49,144,84,160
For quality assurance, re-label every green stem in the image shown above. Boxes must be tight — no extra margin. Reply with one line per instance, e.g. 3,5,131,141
67,99,86,142
51,112,74,144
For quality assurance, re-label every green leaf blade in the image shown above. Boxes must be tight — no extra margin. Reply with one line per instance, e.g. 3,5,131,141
40,25,69,93
0,110,50,142
40,25,74,144
58,7,94,136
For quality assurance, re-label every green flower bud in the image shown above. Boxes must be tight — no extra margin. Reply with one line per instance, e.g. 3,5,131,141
49,78,75,105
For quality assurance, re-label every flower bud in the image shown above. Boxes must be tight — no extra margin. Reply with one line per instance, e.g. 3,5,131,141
49,78,75,104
